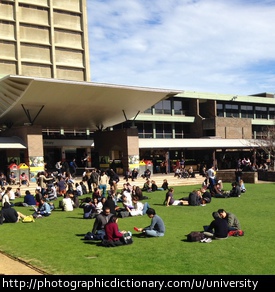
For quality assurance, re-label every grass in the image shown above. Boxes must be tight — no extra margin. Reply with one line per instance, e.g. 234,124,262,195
1,182,275,275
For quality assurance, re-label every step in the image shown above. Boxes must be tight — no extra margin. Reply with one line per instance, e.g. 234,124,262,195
6,173,204,196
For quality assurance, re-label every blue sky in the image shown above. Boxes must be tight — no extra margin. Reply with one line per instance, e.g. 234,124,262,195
87,0,275,95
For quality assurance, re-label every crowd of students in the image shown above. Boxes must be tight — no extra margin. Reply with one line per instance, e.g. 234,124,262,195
0,165,244,247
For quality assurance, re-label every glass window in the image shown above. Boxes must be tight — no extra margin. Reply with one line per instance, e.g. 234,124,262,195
269,107,275,119
143,107,152,114
137,122,153,138
174,100,182,115
164,123,172,138
225,104,239,117
175,123,184,138
240,105,253,118
255,106,267,119
217,103,224,117
155,123,164,138
154,100,171,114
155,123,172,138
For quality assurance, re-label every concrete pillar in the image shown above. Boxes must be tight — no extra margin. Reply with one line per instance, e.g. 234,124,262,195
94,128,139,173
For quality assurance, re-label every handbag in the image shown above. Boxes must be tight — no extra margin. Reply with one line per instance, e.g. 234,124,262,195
122,232,133,245
22,215,35,223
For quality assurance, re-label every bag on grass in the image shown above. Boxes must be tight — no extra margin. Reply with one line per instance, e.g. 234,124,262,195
22,215,35,223
228,230,244,237
84,232,95,240
118,211,130,218
122,232,133,245
186,231,205,242
84,231,105,240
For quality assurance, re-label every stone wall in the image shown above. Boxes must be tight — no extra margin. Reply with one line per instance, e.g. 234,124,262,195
217,170,258,183
257,170,275,182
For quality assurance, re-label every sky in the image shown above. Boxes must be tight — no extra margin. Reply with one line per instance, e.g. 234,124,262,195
87,0,275,96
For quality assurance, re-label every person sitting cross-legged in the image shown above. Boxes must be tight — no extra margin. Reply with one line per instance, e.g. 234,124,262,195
101,215,128,247
32,197,52,218
134,208,165,237
9,171,17,185
203,211,228,240
127,195,150,216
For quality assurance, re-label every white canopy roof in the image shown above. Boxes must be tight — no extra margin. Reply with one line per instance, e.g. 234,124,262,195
0,75,179,131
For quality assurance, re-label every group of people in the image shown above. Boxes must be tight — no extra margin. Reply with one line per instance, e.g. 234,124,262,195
1,165,243,251
164,187,212,207
174,166,196,179
141,178,169,192
202,165,247,198
87,205,165,247
0,187,54,222
203,209,242,240
1,171,30,187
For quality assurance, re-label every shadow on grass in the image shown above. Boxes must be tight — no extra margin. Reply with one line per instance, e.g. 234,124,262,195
65,216,89,219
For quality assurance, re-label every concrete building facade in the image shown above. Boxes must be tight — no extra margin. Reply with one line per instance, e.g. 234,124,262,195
0,0,90,81
1,0,275,177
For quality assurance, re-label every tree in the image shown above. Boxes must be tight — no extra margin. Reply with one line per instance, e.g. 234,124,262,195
252,126,275,171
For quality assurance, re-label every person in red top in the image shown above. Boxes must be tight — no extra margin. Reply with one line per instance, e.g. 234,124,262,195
103,215,127,246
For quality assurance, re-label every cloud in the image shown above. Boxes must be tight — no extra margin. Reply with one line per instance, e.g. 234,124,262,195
88,0,275,95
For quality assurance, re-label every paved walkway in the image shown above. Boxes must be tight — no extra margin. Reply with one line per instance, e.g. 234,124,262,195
0,252,46,275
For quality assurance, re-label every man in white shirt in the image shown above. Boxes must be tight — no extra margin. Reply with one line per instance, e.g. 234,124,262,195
61,193,75,211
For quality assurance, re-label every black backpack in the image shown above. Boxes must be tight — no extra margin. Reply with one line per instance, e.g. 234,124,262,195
186,231,205,242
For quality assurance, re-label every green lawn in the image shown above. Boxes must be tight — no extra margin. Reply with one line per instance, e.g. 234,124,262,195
1,182,275,275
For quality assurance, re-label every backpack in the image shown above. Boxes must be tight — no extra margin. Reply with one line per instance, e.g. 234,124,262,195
228,230,244,237
186,231,205,242
22,215,35,223
118,211,130,218
122,232,133,245
84,231,105,240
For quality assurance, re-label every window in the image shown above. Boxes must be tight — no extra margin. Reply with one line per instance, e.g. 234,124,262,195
225,104,239,117
156,123,172,138
154,100,171,114
240,105,253,118
174,123,184,138
217,103,224,117
137,122,153,138
269,107,275,119
255,106,267,119
174,100,183,115
143,107,152,114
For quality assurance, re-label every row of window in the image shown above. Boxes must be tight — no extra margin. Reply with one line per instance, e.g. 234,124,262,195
217,103,275,119
42,99,274,139
144,98,189,115
145,99,275,120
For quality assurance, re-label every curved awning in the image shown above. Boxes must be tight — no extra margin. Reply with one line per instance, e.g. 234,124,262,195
0,75,180,131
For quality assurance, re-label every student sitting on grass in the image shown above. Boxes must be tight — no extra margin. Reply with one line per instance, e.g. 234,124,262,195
32,198,52,218
1,202,27,223
203,211,228,240
134,208,165,237
101,215,128,247
126,195,150,216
